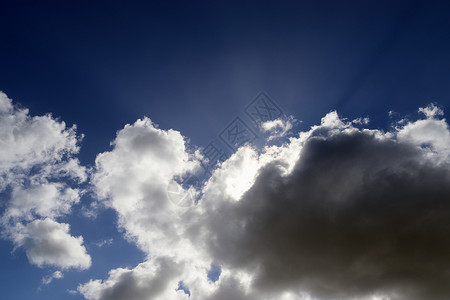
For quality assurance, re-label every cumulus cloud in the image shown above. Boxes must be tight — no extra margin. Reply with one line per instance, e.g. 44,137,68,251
80,104,450,300
79,257,187,300
4,183,81,221
201,132,450,300
81,117,227,300
10,218,91,269
91,117,200,255
0,92,86,188
0,91,90,270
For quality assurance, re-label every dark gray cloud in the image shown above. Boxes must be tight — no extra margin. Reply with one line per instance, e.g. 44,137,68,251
201,130,450,299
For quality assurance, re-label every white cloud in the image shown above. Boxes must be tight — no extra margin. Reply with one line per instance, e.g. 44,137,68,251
0,91,90,270
0,93,85,188
418,103,444,118
397,104,450,162
91,117,200,256
352,117,370,125
81,117,228,300
78,258,187,300
261,116,295,141
203,146,260,202
80,104,450,300
12,218,91,269
4,183,80,221
42,270,64,285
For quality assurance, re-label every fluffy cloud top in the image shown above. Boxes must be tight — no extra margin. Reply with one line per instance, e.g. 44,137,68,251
0,92,85,188
397,103,450,162
92,117,200,257
78,103,450,300
79,258,186,300
4,183,80,221
0,91,91,270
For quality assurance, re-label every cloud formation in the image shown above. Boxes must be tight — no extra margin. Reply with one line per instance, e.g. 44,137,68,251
261,116,295,141
78,104,450,300
79,258,186,300
42,270,64,285
91,117,200,256
202,126,450,300
12,218,91,269
0,91,91,270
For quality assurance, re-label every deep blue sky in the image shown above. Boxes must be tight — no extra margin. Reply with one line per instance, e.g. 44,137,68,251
1,1,450,299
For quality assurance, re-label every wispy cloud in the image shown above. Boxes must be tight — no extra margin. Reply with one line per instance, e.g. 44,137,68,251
42,271,64,285
94,238,113,248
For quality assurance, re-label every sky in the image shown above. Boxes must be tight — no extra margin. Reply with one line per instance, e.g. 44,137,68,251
1,1,450,300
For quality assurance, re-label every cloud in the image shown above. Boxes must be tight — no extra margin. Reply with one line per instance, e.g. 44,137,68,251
418,103,444,119
397,104,450,162
0,91,91,270
80,104,450,300
198,106,450,300
91,117,200,256
78,257,187,300
352,116,370,125
0,92,86,188
42,270,64,285
12,218,91,269
95,238,114,248
261,116,295,141
80,117,222,300
201,134,450,299
4,183,81,221
202,146,260,202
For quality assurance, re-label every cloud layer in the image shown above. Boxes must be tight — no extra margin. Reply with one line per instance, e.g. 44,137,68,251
78,103,450,300
2,90,448,299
